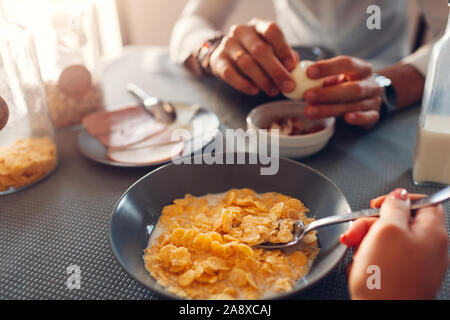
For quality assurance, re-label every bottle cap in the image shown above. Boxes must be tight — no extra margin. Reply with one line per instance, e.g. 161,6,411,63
0,96,9,131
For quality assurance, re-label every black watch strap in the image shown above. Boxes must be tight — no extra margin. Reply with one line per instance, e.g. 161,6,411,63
373,73,397,117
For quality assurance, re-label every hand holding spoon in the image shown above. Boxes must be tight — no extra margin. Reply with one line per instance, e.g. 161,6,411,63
256,186,450,249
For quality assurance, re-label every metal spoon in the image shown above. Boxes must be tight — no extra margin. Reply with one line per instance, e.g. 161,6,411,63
126,83,176,124
256,186,450,249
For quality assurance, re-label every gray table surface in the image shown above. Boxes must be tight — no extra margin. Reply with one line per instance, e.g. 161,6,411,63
0,47,448,300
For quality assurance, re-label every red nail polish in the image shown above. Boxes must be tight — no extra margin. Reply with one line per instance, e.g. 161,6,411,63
392,188,408,201
339,233,347,244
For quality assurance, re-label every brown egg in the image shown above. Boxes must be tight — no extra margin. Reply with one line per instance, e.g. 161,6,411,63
58,64,92,99
0,96,9,131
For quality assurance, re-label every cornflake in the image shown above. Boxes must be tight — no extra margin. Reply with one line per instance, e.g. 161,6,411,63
143,189,319,299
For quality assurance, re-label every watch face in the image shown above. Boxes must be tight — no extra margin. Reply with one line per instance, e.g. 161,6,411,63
377,76,392,87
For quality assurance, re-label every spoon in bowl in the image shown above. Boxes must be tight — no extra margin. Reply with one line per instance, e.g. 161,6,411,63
127,83,176,124
255,186,450,249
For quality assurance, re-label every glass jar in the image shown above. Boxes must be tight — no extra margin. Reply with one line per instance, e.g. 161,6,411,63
37,0,105,128
412,2,450,186
0,10,58,195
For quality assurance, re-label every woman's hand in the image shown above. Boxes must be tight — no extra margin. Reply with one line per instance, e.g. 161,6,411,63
209,18,298,97
304,56,382,129
340,188,448,300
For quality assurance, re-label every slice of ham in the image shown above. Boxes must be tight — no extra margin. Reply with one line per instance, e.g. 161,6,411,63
82,106,166,148
109,126,182,151
107,140,184,165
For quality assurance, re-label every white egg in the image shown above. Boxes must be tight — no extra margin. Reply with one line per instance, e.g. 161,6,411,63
283,60,324,100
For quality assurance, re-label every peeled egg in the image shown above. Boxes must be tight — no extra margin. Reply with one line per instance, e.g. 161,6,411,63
283,60,324,100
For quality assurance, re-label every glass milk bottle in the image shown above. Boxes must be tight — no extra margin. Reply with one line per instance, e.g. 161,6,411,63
413,1,450,186
0,9,58,195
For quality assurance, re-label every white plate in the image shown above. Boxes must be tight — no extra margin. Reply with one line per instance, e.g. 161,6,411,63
78,104,220,167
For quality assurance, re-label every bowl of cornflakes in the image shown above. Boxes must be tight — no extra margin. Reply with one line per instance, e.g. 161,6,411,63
110,153,350,299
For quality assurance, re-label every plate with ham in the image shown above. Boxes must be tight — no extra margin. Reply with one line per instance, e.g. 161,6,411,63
78,103,220,167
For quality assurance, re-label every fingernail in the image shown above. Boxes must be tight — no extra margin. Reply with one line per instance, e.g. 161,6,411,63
346,113,356,122
304,91,317,102
284,58,296,71
249,87,259,95
391,188,408,201
306,106,318,117
307,66,320,78
281,80,295,93
338,73,346,83
268,88,280,96
340,233,348,245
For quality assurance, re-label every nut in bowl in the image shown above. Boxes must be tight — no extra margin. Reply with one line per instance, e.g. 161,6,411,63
246,101,335,159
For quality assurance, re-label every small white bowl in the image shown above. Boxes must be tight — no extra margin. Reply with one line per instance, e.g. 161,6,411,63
246,100,335,158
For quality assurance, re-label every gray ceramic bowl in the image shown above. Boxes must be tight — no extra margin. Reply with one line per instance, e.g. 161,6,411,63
110,153,351,299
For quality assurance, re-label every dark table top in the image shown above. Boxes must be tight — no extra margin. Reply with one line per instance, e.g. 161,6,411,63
0,46,448,300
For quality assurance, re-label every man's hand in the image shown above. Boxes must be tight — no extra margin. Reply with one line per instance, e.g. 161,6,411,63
209,18,298,96
304,56,382,129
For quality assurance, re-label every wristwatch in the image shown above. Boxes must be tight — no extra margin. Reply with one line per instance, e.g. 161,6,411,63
184,33,224,77
197,34,224,75
373,73,397,117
